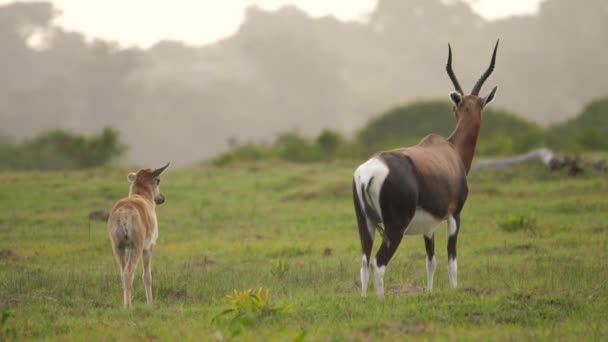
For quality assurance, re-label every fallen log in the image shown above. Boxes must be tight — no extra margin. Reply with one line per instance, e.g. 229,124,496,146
473,148,604,176
472,148,555,170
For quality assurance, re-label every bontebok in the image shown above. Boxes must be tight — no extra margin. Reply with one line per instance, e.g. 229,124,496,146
353,41,499,297
108,163,170,308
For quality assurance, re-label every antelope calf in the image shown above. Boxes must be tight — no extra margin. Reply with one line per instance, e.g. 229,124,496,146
353,41,499,297
108,163,169,308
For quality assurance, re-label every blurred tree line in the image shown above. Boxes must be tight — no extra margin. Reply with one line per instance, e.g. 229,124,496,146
1,0,608,166
0,128,125,170
0,95,605,170
213,97,608,166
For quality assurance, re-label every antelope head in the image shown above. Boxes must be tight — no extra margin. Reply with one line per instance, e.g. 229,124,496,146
127,162,170,204
446,40,499,123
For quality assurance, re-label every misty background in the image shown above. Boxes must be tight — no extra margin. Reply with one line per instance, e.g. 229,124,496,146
1,0,607,166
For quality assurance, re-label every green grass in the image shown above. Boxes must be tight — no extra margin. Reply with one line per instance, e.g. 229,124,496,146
1,161,607,340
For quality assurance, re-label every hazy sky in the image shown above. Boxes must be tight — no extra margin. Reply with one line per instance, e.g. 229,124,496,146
2,0,544,48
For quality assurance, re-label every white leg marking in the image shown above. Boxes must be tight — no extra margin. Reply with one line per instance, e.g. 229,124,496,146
447,215,458,288
372,258,386,297
360,255,370,297
448,258,458,288
426,255,437,292
447,215,458,237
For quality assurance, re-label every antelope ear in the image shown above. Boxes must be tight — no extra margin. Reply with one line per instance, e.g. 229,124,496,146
481,86,497,108
449,91,462,107
127,173,137,182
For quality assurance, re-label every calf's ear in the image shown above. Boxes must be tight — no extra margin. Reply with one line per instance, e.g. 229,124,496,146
127,173,137,182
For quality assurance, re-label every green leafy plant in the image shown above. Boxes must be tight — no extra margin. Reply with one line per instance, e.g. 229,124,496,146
213,288,290,336
270,260,289,277
495,213,537,233
0,310,17,341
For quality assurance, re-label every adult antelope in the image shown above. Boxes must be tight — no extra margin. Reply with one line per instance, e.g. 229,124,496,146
353,41,499,297
108,163,169,308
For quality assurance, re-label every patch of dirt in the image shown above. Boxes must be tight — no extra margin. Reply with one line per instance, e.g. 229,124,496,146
475,186,503,196
282,190,319,201
325,182,350,198
464,312,489,322
384,321,427,335
282,182,350,201
193,256,215,267
0,249,19,261
510,244,534,252
461,287,495,296
247,165,260,173
162,287,188,300
88,209,110,221
92,301,113,309
389,283,424,295
477,243,540,256
1,296,19,309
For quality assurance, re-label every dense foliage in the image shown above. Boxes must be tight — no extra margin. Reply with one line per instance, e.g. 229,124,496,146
2,0,608,165
357,100,544,156
545,97,608,151
213,99,551,165
0,127,126,170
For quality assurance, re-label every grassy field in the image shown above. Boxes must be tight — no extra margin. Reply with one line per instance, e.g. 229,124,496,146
1,160,607,340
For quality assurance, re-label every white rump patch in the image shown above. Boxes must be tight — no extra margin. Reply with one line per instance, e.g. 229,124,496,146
403,209,443,236
354,157,389,237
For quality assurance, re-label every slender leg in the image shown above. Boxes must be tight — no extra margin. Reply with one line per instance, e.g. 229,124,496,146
424,234,437,292
142,247,153,305
354,180,375,297
122,246,143,308
373,222,407,297
111,243,127,306
447,215,460,288
112,243,127,276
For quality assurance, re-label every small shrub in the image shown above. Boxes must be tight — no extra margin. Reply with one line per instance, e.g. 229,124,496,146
495,214,537,233
276,132,322,163
270,260,289,277
0,127,126,170
0,310,16,340
316,129,344,159
214,288,290,334
212,142,275,166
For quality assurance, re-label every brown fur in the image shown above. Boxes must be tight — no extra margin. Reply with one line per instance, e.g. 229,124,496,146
447,96,484,174
108,165,168,308
386,133,468,218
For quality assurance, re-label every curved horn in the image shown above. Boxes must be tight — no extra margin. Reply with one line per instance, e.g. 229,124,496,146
446,43,464,95
151,162,170,177
471,40,499,96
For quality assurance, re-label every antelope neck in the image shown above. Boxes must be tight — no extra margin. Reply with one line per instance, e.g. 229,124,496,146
130,185,155,204
448,115,481,174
